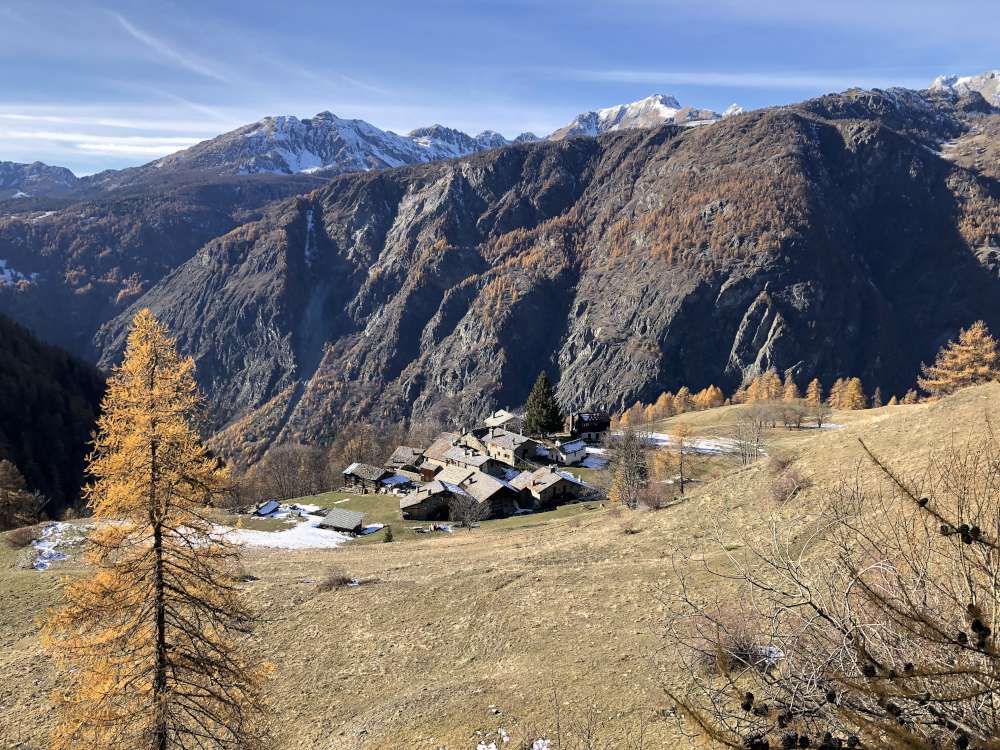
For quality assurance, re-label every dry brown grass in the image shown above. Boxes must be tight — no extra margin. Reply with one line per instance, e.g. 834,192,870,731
1,385,997,748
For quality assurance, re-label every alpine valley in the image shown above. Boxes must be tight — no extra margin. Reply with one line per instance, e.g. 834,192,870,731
4,83,1000,464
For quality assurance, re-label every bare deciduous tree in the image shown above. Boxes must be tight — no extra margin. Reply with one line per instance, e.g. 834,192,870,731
448,492,488,529
609,425,649,509
734,409,766,466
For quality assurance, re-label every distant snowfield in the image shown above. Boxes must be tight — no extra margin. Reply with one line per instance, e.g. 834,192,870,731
601,431,742,455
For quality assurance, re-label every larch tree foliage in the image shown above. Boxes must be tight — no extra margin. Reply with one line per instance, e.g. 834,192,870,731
805,379,823,407
782,379,801,402
918,320,1000,397
842,377,867,410
42,310,269,750
524,371,563,435
0,458,40,530
827,377,847,409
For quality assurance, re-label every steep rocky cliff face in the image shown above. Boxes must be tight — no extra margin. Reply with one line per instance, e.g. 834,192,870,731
91,88,1000,463
0,173,321,356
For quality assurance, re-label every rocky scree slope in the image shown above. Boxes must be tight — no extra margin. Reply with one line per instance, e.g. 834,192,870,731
92,87,1000,464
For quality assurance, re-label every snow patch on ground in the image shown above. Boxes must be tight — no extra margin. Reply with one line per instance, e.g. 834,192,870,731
641,431,741,454
580,447,608,468
217,513,351,550
31,522,85,570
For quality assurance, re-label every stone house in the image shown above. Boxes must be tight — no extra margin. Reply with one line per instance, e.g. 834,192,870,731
484,409,525,434
318,507,365,533
464,427,539,467
423,432,460,468
548,437,588,466
512,467,587,508
564,411,611,442
385,445,425,481
400,481,458,521
342,462,391,493
441,444,505,476
436,465,523,519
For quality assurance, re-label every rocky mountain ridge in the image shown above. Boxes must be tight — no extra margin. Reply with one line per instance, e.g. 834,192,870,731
0,93,723,204
931,70,1000,106
0,161,79,200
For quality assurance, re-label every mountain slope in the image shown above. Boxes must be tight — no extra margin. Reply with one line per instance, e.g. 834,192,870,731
93,87,1000,464
0,172,322,356
0,314,104,513
0,161,79,201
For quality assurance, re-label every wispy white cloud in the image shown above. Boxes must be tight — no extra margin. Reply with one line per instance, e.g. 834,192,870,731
0,111,222,133
553,68,929,92
107,10,230,83
148,88,234,123
0,128,201,157
258,56,395,98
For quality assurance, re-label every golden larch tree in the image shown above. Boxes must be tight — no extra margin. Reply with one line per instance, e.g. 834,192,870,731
842,376,867,410
762,369,783,401
827,377,846,408
782,378,801,401
42,310,269,750
692,385,724,410
804,378,823,407
917,320,1000,396
653,391,675,419
674,386,693,414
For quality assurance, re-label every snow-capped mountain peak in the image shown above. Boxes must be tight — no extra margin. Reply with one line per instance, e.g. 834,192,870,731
549,94,726,140
929,70,1000,106
150,113,517,177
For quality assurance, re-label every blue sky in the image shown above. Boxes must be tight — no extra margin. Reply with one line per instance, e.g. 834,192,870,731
2,0,999,175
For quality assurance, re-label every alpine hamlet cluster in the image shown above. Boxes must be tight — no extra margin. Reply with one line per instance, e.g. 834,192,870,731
342,373,609,524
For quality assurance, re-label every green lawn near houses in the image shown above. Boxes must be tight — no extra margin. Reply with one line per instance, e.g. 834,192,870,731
287,488,609,545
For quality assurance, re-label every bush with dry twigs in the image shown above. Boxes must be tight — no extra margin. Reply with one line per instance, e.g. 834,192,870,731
316,567,356,592
4,525,38,549
666,422,1000,750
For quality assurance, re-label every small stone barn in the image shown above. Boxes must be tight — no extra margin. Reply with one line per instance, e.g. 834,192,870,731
400,481,459,521
318,507,365,534
342,462,391,493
